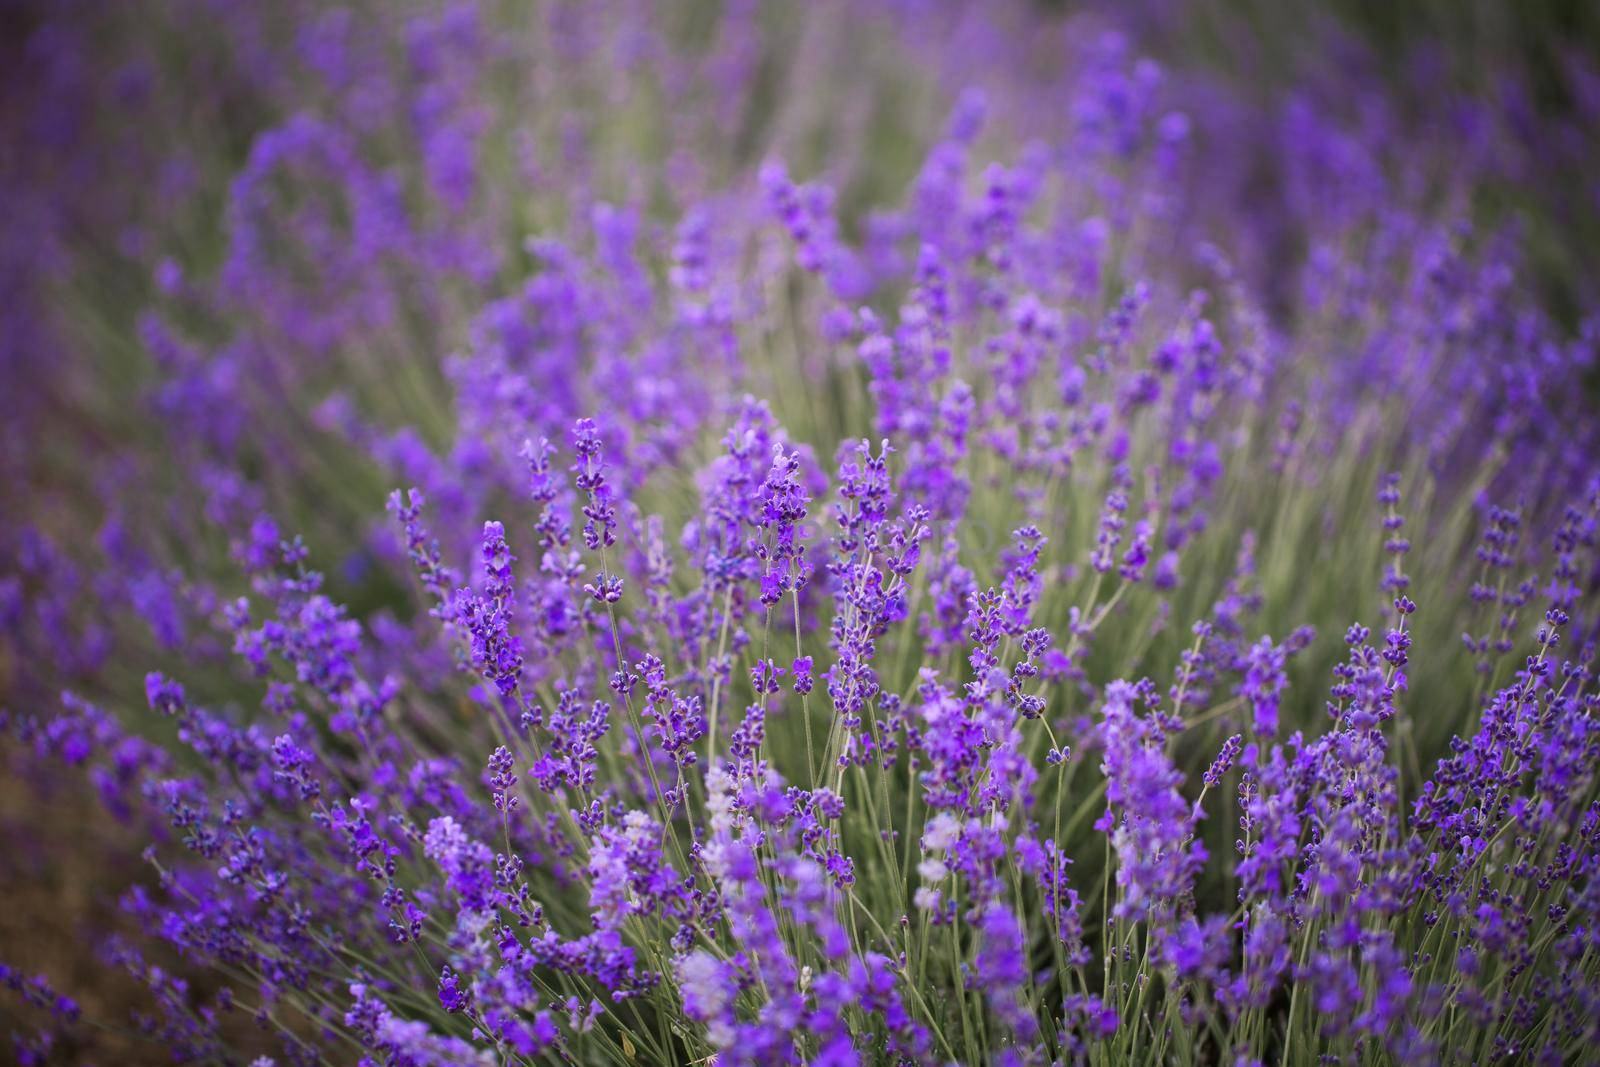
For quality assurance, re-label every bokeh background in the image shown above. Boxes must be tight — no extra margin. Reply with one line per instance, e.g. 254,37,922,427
3,0,1599,1061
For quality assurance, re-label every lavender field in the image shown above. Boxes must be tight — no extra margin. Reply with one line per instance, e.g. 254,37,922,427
3,2,1599,1064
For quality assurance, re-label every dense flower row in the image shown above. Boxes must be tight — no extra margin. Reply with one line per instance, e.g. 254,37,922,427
2,2,1599,1065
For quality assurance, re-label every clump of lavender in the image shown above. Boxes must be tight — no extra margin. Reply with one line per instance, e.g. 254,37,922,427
3,2,1600,1066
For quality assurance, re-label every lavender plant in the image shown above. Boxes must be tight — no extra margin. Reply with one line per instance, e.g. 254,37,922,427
3,2,1599,1065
